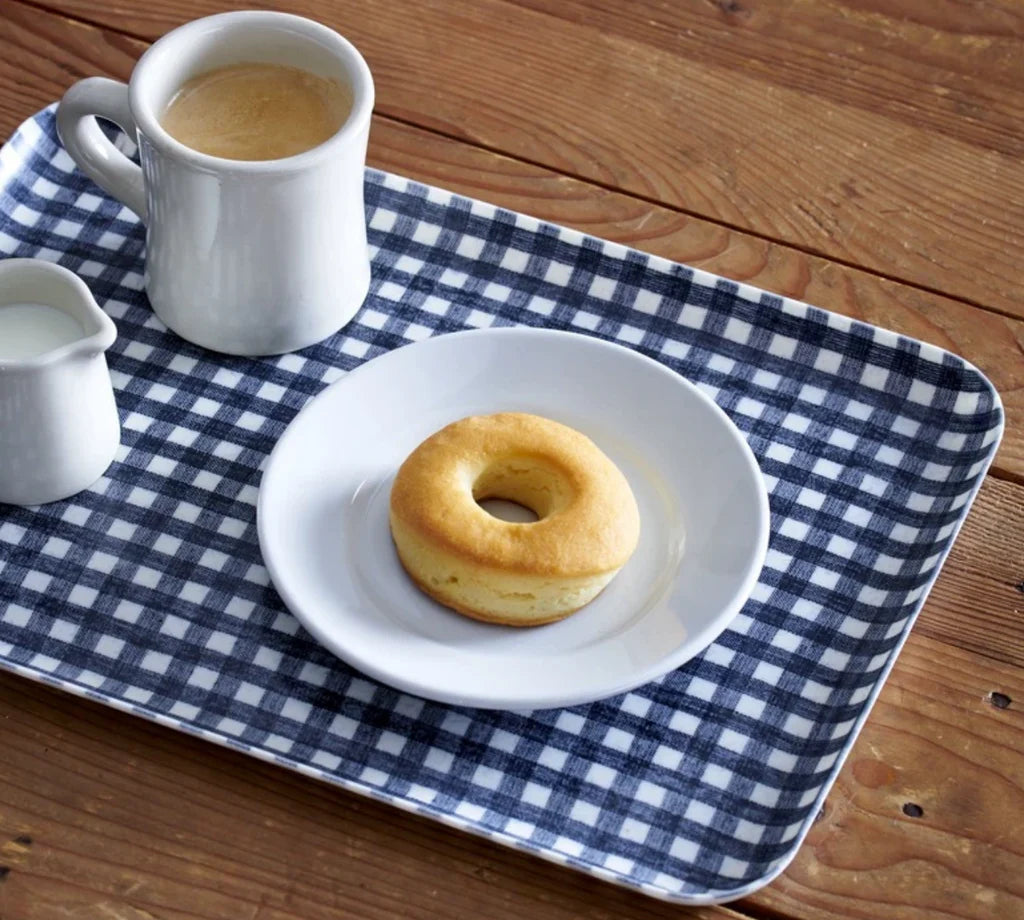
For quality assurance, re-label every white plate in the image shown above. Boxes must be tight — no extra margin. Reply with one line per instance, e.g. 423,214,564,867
257,328,769,709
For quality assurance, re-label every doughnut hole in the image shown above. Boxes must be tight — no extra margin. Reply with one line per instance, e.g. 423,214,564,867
471,456,576,521
477,500,540,523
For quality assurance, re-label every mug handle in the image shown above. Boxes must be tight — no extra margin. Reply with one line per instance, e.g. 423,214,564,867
56,77,148,222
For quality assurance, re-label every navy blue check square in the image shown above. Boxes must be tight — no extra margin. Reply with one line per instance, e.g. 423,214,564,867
0,107,1002,902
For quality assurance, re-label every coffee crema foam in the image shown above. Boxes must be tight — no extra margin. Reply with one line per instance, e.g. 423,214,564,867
160,62,352,161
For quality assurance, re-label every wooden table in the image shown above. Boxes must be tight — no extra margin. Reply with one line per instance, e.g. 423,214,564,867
1,2,1022,917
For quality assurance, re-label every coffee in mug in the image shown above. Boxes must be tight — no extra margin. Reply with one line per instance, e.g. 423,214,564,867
161,63,353,161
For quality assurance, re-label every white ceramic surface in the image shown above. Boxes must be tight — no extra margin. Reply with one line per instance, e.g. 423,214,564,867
0,259,120,506
258,328,770,709
56,11,374,356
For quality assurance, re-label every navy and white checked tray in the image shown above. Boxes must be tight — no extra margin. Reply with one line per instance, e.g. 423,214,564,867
0,107,1003,904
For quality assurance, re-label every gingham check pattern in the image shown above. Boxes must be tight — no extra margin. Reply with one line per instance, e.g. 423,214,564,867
0,107,1002,903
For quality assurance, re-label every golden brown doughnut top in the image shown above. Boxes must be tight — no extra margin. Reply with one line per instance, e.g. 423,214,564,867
389,412,640,577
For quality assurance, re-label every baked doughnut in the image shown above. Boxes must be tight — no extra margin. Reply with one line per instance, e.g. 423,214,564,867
389,412,640,626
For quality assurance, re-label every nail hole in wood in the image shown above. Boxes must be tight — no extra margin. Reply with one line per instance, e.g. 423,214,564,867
902,802,924,818
989,692,1011,709
0,866,9,881
1015,580,1024,594
13,835,31,846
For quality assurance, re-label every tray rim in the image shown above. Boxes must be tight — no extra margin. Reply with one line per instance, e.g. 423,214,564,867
0,105,1007,905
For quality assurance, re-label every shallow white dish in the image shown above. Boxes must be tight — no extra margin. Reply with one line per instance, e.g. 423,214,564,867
257,328,769,709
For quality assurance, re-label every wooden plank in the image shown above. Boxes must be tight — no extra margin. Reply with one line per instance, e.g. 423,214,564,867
37,0,1024,318
757,633,1024,920
0,672,748,920
2,2,1022,484
509,0,1024,157
0,629,1020,920
0,7,141,135
924,477,1024,670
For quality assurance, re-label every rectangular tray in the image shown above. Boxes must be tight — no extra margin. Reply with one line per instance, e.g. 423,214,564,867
0,106,1003,904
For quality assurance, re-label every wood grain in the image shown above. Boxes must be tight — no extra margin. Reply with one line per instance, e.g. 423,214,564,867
510,0,1024,158
759,634,1024,920
38,0,1024,318
2,2,1023,482
0,672,749,920
924,478,1024,670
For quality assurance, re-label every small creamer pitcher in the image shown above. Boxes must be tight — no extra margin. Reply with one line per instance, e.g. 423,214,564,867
0,259,120,506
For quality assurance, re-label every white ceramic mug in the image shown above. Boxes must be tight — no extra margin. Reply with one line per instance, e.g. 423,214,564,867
0,260,120,506
56,11,374,356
